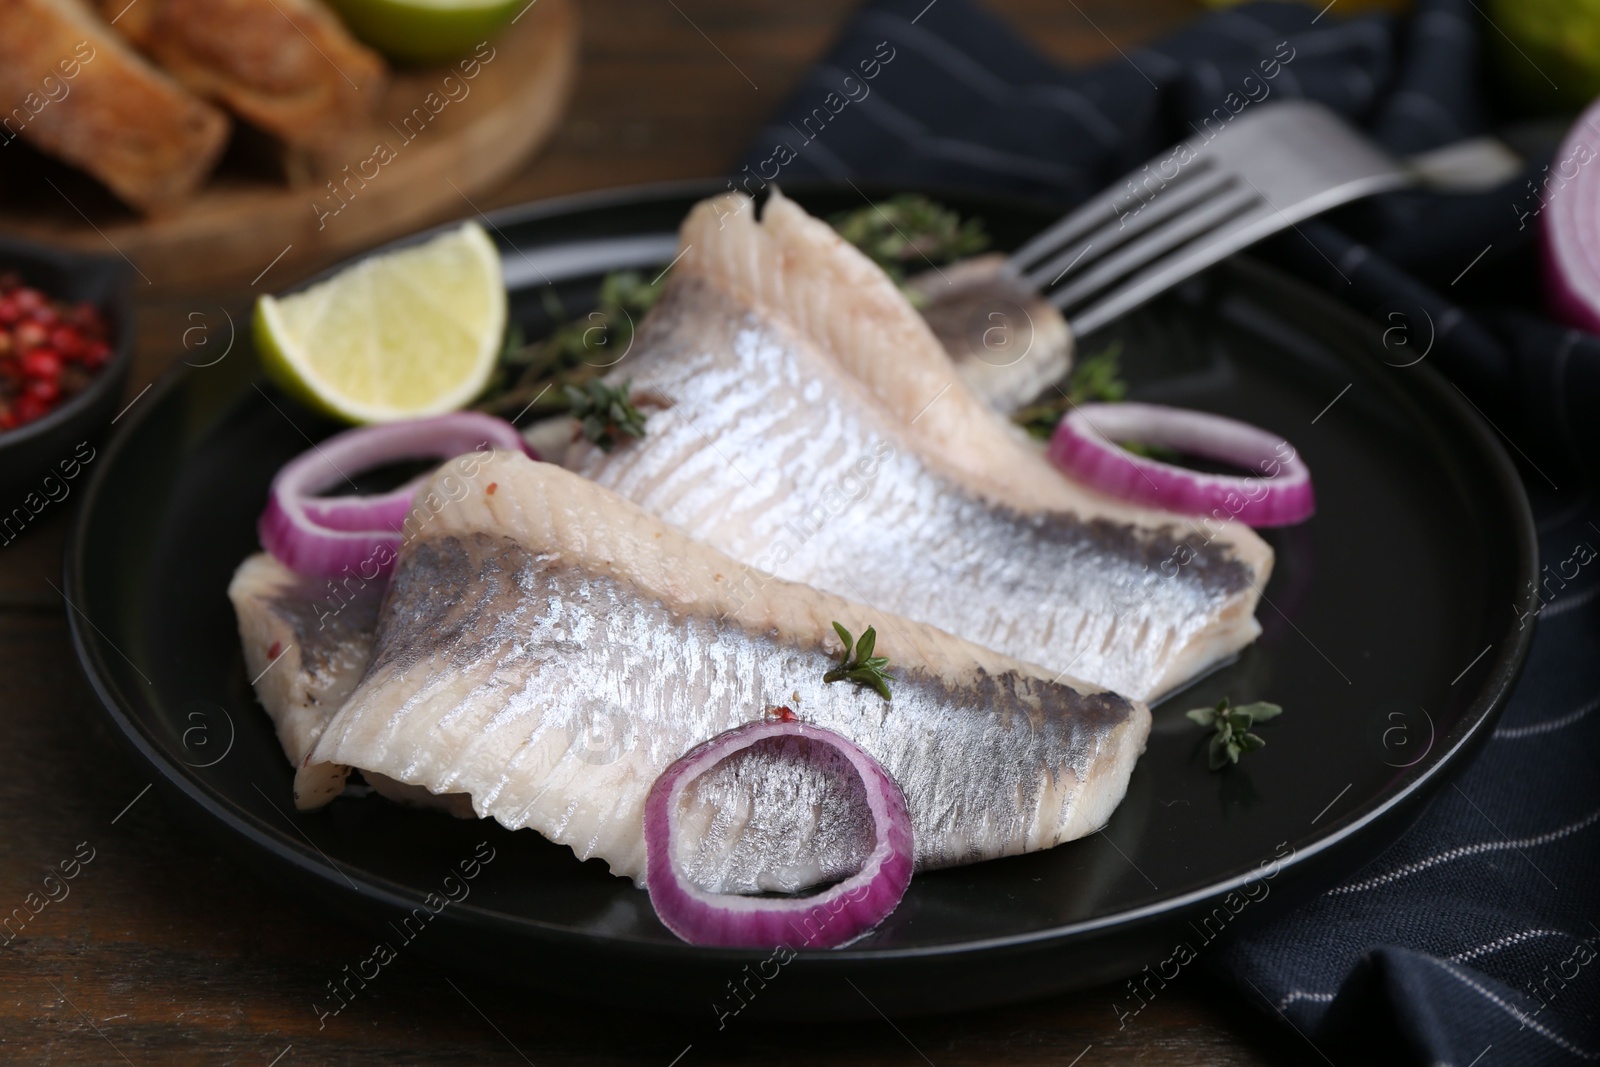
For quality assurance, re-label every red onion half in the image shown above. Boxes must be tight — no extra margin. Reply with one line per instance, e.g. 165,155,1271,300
260,411,530,578
1047,402,1313,527
644,721,914,949
1542,100,1600,332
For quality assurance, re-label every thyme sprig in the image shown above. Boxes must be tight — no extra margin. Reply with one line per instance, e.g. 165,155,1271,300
824,621,895,701
478,198,988,422
564,378,647,452
475,269,666,420
478,198,986,420
1186,697,1283,770
830,194,989,284
1065,341,1130,407
1011,341,1174,457
1013,341,1129,441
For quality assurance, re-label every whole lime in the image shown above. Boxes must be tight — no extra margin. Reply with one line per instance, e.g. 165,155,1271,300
1487,0,1600,108
327,0,523,67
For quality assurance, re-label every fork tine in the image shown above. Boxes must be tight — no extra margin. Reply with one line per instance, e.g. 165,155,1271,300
1064,203,1282,335
1020,169,1239,290
1046,184,1260,312
1007,156,1218,275
1006,101,1414,336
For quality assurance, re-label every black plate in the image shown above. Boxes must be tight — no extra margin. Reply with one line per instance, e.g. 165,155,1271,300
65,181,1536,1019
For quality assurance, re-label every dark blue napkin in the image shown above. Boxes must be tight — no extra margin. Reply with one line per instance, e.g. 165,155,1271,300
740,2,1600,1063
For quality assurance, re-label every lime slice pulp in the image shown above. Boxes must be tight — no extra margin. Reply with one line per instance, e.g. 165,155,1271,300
255,221,506,424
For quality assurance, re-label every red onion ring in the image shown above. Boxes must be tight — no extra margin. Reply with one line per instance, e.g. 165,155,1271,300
297,481,424,532
1047,402,1313,527
260,412,531,578
644,721,914,949
1542,101,1600,332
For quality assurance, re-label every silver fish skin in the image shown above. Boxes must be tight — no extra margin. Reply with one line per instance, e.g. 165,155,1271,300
229,554,382,807
229,553,474,817
302,455,1150,890
905,252,1075,414
559,191,1272,702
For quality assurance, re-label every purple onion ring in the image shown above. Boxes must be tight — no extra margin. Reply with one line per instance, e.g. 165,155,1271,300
259,411,531,578
1047,402,1314,527
643,720,914,949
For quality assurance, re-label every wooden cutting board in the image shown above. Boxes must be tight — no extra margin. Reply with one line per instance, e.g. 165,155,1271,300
0,0,577,294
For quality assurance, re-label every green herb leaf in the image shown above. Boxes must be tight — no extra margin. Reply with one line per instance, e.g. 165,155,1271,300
1187,695,1282,771
832,621,854,650
829,194,989,284
1233,701,1282,723
1012,341,1131,440
824,622,895,701
854,626,876,663
564,379,647,452
475,267,671,418
1069,342,1129,405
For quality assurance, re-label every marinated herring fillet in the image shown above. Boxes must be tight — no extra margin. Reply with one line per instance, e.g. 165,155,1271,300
560,190,1274,702
231,554,382,776
298,454,1151,889
906,253,1075,414
229,552,473,816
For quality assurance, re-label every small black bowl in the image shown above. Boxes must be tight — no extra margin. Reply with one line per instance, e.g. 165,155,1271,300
0,236,134,529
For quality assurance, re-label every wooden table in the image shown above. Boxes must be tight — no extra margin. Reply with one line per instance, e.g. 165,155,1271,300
0,1,1309,1062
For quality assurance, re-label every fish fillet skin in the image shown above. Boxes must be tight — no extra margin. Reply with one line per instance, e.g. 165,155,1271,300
229,553,473,817
303,454,1150,890
558,192,1272,701
230,555,381,784
905,253,1075,413
693,190,1265,552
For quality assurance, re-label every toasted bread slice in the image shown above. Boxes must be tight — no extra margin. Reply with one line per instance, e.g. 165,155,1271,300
105,0,387,151
0,0,230,214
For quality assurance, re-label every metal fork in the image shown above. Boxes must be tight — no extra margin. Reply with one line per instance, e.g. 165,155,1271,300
1007,100,1413,337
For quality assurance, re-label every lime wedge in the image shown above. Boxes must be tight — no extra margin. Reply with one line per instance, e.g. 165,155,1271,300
326,0,522,66
255,222,506,424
